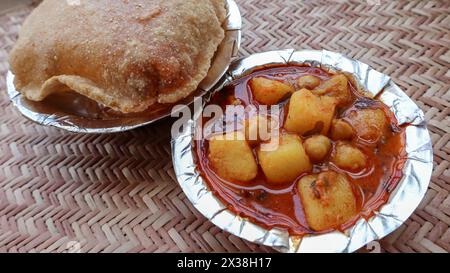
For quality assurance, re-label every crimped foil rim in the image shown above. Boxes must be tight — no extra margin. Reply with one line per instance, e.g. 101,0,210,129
171,49,433,253
6,0,242,134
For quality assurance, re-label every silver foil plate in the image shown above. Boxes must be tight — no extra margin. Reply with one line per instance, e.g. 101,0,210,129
6,0,241,134
171,49,433,253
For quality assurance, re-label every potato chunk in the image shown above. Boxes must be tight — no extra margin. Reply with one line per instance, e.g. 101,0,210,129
313,74,351,106
297,75,321,90
257,133,312,184
347,109,388,143
284,89,336,136
208,131,258,181
250,77,294,105
332,142,367,171
330,119,354,141
304,135,331,162
243,115,272,146
298,171,358,231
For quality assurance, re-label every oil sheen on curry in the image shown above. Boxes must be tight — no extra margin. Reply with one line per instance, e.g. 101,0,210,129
195,65,407,235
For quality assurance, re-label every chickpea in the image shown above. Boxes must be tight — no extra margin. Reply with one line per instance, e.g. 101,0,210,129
332,142,367,171
330,119,354,140
304,135,332,162
297,75,321,90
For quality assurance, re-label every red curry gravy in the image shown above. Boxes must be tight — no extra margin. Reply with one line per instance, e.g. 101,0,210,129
195,65,407,235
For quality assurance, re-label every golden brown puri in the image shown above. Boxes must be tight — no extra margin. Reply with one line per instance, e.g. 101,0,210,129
9,0,226,114
211,0,228,23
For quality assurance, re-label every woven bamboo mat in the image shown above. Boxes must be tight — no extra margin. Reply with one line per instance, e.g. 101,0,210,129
0,0,449,253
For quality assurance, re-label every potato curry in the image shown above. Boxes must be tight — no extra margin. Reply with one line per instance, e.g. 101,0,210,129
195,65,406,235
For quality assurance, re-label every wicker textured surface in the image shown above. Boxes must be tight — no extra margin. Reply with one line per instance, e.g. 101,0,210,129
0,0,449,253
